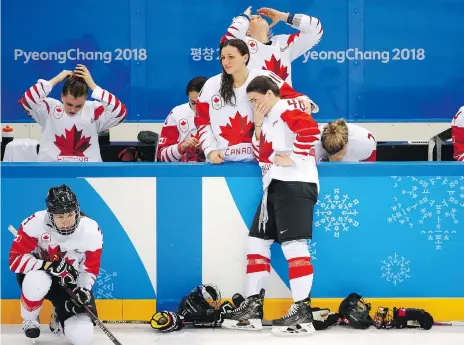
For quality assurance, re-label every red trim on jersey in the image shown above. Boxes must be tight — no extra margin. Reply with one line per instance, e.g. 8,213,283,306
194,101,210,127
157,125,180,161
26,89,36,104
9,226,38,270
84,248,102,276
452,126,464,161
94,105,105,121
279,83,304,99
361,149,377,162
43,99,50,114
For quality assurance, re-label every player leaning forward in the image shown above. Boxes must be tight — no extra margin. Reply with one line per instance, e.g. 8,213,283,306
222,76,320,335
9,185,103,345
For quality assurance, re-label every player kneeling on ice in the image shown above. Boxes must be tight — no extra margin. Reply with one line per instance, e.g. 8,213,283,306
9,185,103,345
222,75,320,336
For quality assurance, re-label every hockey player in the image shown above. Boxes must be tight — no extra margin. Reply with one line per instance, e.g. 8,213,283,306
451,106,464,161
222,75,320,336
157,76,207,162
195,38,318,164
221,6,323,87
314,118,377,162
18,64,127,162
9,185,103,345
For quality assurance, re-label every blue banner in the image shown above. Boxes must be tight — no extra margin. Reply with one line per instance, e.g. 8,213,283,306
2,0,463,124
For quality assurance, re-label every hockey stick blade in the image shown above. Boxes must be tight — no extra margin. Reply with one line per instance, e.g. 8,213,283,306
64,288,123,345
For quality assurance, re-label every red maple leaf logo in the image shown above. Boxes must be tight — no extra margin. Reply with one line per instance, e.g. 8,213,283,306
40,245,76,265
54,125,91,157
262,55,289,81
259,133,274,163
213,97,220,103
219,112,254,146
180,120,187,126
56,108,62,113
249,41,256,47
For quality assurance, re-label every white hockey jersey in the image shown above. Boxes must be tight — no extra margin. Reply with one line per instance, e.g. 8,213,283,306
221,13,323,85
195,69,315,162
314,123,377,162
451,106,464,161
157,103,205,162
251,98,320,191
9,210,103,291
19,79,127,162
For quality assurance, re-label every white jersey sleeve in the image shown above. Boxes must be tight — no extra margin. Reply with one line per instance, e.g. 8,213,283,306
90,86,127,132
18,79,60,127
220,14,250,43
76,218,103,290
273,14,323,62
452,106,464,161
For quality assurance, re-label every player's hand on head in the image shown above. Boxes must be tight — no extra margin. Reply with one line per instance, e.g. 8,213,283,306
257,8,287,28
208,151,224,164
74,64,97,90
57,70,73,82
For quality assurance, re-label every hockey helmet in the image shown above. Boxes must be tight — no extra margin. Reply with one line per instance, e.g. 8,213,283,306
46,185,80,235
339,293,372,329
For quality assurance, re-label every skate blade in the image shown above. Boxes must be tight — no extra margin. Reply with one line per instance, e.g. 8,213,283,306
271,323,316,336
222,319,263,331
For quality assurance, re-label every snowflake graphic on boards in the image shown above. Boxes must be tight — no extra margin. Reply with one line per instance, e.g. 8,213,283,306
380,253,410,286
388,176,464,250
314,188,360,238
94,268,118,299
307,240,317,261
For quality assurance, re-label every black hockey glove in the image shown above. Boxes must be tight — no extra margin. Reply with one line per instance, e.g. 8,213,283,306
42,257,78,287
72,287,92,305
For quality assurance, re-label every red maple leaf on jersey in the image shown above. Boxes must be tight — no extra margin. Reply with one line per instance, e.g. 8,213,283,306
262,55,289,81
40,245,76,265
219,112,254,146
259,133,274,163
54,125,91,157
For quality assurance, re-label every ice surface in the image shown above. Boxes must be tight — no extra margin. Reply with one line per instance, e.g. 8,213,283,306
1,324,463,345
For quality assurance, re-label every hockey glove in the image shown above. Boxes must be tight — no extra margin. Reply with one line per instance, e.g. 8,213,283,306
72,287,92,305
65,299,85,315
42,257,78,287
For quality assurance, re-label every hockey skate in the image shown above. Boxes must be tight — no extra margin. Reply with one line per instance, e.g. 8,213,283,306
49,306,61,335
271,297,316,336
21,319,41,340
222,292,264,331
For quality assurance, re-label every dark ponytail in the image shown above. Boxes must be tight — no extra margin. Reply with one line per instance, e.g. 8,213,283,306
219,39,250,106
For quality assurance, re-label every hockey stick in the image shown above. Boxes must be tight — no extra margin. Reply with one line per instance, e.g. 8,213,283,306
62,287,123,345
8,225,124,345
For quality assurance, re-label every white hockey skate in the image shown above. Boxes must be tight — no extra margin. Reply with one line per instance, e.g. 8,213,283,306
21,319,41,343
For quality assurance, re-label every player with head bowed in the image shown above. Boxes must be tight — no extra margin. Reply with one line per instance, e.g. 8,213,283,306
314,118,377,162
221,6,323,88
157,76,208,162
18,64,127,162
221,75,320,336
9,185,103,345
194,38,318,164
